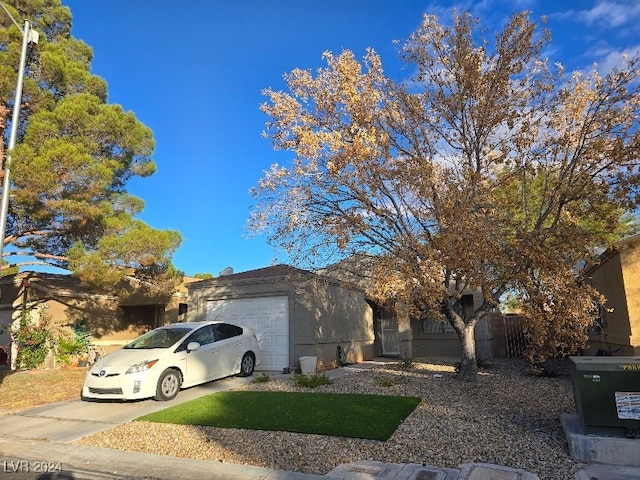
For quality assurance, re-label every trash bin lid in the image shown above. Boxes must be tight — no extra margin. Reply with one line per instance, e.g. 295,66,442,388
569,356,640,371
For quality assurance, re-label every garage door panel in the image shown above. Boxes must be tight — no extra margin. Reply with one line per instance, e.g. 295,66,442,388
274,336,289,347
257,335,274,348
206,297,289,371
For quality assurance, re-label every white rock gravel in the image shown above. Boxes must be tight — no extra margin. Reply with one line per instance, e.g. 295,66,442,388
73,358,585,480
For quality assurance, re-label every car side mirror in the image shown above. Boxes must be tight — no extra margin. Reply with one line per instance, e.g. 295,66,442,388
187,341,200,352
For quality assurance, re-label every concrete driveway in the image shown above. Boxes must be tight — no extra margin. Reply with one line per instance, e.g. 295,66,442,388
0,374,254,442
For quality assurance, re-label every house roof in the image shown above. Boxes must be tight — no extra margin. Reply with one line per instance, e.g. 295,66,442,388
611,233,640,252
318,254,376,291
586,233,640,274
0,271,194,300
0,272,113,299
225,265,312,280
187,264,314,288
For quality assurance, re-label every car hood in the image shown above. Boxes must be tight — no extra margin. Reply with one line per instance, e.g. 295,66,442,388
89,347,170,373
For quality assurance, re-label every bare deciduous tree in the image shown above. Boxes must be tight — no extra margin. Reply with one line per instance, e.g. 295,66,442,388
250,11,640,381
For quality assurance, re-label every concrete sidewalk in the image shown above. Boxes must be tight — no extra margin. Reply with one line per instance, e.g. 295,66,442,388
0,437,541,480
0,359,637,479
1,436,639,480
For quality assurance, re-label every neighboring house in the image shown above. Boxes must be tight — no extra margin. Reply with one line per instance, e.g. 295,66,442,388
0,271,199,368
585,234,640,355
186,265,377,372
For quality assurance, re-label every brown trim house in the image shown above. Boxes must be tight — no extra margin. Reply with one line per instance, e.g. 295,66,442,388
585,234,640,355
0,271,199,369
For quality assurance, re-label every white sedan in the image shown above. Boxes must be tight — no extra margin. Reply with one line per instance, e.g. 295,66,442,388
81,321,260,401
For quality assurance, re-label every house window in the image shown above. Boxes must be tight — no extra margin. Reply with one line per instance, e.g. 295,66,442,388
178,303,188,322
422,318,455,334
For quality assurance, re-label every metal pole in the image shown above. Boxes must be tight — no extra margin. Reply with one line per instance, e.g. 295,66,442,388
0,20,31,271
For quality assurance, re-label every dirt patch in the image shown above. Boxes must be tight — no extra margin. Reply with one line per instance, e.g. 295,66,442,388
0,368,86,412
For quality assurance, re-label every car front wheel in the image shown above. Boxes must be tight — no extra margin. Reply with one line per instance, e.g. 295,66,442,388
155,368,181,401
238,352,255,377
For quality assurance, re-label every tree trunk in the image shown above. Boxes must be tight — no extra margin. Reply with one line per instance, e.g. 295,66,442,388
457,323,478,382
443,300,479,382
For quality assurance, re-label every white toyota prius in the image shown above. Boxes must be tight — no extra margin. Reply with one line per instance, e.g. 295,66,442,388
81,321,260,401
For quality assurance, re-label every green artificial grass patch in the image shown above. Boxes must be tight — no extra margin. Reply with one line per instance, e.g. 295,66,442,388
136,391,421,441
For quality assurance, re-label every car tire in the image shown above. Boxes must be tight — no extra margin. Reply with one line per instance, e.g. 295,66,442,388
155,368,181,401
238,352,255,377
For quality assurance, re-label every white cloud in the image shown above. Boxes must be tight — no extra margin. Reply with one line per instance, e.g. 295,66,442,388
420,0,538,30
594,45,640,74
579,1,640,28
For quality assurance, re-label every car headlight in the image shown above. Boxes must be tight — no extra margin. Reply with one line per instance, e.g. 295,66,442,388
126,359,159,374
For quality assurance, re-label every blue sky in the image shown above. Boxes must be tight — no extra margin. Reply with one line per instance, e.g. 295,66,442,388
61,0,640,277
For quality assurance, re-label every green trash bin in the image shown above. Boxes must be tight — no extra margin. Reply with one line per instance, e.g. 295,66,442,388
570,356,640,436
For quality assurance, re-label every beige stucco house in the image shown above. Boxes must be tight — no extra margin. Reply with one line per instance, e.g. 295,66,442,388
187,262,494,373
585,234,640,355
0,271,199,368
187,265,376,372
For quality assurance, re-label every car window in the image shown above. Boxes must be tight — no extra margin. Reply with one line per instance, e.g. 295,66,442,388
188,325,215,346
214,323,243,341
124,327,191,349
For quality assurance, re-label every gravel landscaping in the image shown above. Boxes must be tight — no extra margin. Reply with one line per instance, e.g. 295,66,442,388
74,358,585,480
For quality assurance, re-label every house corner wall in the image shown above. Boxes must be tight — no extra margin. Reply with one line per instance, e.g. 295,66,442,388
290,276,375,371
620,246,640,354
587,250,634,355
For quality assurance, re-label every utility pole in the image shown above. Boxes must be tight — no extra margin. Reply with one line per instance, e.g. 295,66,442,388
0,3,39,271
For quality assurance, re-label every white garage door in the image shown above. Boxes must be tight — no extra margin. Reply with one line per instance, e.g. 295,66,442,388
206,296,289,371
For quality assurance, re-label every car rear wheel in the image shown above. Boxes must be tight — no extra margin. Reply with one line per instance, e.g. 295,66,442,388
155,368,181,401
238,352,255,377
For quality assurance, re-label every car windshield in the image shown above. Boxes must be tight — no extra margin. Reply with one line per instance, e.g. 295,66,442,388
124,327,192,349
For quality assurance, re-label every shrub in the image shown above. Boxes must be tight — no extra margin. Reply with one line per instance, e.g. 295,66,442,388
56,335,86,365
70,320,91,352
378,376,400,387
293,373,332,388
397,358,414,370
11,309,53,370
253,372,271,383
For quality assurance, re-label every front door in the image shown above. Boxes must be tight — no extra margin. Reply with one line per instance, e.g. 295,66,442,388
380,310,400,356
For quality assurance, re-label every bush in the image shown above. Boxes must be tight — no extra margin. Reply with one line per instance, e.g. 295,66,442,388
253,373,271,383
70,320,91,352
377,376,401,387
293,373,332,388
56,335,86,365
397,358,414,370
11,309,53,370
